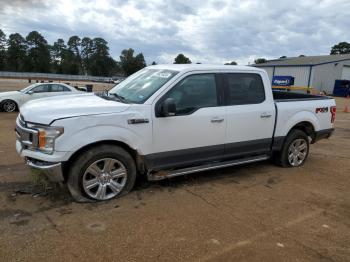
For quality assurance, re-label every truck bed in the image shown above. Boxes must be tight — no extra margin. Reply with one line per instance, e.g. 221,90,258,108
273,90,332,102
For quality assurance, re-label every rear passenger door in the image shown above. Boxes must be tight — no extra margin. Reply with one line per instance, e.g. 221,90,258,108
50,84,72,96
151,73,226,169
223,73,275,158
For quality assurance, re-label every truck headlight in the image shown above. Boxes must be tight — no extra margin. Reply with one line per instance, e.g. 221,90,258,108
27,124,64,154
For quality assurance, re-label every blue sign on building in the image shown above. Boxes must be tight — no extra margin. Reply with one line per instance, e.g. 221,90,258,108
272,76,295,86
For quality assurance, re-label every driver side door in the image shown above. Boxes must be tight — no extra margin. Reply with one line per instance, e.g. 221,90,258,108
150,73,226,170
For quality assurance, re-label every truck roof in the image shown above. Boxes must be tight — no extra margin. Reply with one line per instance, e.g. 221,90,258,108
148,64,265,73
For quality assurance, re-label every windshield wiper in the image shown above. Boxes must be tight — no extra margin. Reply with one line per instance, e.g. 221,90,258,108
108,92,130,104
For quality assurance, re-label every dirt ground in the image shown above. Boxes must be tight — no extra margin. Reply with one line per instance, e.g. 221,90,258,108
0,96,349,261
0,78,115,92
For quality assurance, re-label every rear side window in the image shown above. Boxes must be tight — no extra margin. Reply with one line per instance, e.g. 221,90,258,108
51,84,70,92
224,73,265,105
162,74,218,115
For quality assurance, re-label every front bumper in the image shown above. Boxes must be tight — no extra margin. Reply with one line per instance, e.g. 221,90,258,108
16,134,65,182
15,115,68,182
26,158,64,182
16,140,64,182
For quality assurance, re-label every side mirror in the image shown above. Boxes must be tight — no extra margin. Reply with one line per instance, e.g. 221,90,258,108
161,98,176,117
27,90,34,95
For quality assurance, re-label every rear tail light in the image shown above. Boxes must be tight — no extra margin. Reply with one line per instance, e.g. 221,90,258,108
330,106,336,123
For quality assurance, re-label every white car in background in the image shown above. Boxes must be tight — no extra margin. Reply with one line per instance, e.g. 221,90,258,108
0,83,83,112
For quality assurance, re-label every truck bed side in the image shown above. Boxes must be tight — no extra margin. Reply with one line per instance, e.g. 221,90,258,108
273,95,336,150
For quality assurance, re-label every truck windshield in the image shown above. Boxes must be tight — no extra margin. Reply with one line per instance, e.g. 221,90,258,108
108,68,178,104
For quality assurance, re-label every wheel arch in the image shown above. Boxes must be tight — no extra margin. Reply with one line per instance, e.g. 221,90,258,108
288,121,316,141
273,120,316,152
62,140,142,182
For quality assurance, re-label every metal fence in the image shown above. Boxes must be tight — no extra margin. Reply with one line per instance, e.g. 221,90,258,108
0,71,119,82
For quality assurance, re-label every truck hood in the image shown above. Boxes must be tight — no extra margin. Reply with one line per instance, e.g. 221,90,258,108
20,93,130,125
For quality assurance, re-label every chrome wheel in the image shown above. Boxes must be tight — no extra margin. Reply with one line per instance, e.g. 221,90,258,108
3,100,16,112
288,138,308,167
82,158,127,200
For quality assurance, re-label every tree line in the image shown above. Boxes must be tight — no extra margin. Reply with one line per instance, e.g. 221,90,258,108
0,29,196,76
0,29,147,76
1,29,349,74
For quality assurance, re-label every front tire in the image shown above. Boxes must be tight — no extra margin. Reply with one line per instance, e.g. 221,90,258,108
274,129,309,167
67,145,137,202
1,100,17,112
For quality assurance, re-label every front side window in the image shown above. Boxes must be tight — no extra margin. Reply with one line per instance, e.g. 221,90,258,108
21,83,39,93
108,68,179,103
225,73,265,105
161,74,218,115
31,84,50,93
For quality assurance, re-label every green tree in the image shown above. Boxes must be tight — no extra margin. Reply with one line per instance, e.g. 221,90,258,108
67,35,82,73
254,58,267,64
174,53,191,64
109,61,122,76
26,31,51,72
280,56,287,59
120,48,146,76
225,61,237,65
89,38,118,76
50,38,67,73
6,33,27,71
151,61,157,65
299,55,306,57
135,53,146,69
81,37,94,74
0,29,7,70
330,42,350,55
60,50,79,74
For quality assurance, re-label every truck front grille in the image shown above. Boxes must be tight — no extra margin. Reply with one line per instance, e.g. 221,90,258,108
16,116,38,148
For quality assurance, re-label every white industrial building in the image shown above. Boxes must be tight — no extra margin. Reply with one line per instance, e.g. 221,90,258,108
253,54,350,93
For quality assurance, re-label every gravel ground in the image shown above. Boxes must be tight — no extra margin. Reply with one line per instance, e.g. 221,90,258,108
0,97,349,261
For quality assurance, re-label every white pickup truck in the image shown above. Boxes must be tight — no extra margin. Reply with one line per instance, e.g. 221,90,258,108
15,65,336,202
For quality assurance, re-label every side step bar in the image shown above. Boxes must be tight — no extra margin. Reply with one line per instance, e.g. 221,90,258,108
148,155,270,181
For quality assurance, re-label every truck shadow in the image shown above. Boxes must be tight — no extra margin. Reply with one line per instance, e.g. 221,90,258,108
4,160,274,209
134,160,273,192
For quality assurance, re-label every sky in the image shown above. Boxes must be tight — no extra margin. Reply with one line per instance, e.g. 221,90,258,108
0,0,349,65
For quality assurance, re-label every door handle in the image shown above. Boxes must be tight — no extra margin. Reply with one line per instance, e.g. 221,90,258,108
260,113,272,118
211,117,224,123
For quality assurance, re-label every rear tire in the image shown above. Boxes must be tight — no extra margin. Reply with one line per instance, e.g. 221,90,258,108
67,145,137,202
1,100,17,112
274,129,309,167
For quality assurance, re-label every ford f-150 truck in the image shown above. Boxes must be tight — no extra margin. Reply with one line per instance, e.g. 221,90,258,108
15,65,336,202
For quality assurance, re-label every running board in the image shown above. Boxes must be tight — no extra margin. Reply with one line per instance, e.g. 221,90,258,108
148,155,270,181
